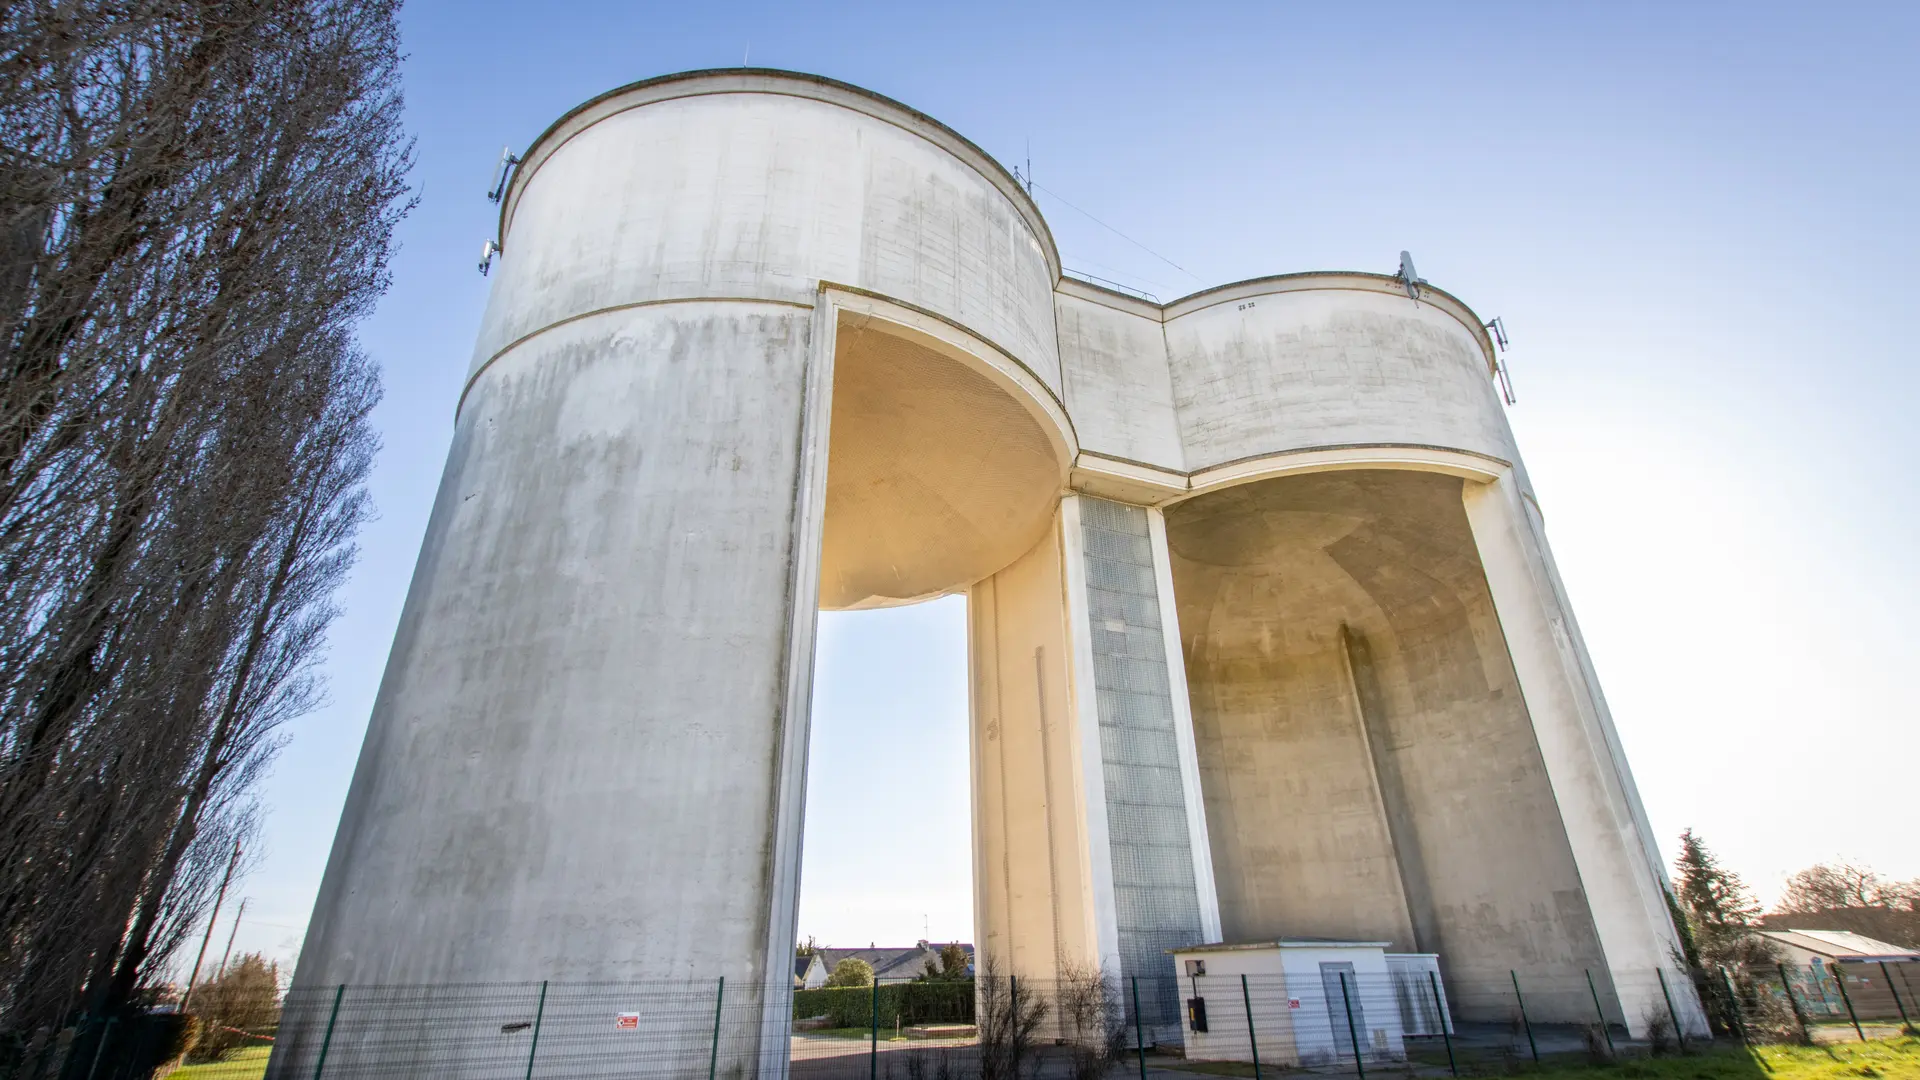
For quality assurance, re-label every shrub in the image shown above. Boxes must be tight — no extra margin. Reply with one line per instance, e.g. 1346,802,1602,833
827,958,874,988
793,982,976,1028
185,953,281,1061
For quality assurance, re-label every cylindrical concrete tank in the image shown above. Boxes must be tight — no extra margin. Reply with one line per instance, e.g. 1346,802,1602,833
277,71,1059,1079
1160,279,1519,474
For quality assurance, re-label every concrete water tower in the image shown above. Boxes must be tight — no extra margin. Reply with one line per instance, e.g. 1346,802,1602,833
276,70,1697,1077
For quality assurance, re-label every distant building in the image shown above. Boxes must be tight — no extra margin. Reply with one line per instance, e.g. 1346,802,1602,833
813,942,974,983
794,953,827,989
1757,928,1920,1021
1758,928,1920,968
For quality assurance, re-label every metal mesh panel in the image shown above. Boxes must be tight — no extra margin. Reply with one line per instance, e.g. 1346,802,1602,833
1078,497,1206,1001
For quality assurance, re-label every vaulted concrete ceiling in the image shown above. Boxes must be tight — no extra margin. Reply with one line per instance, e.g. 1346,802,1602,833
818,322,1064,610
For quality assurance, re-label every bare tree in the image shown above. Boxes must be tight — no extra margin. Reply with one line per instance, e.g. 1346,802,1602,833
1772,861,1920,948
1055,962,1127,1080
0,0,408,1066
976,960,1048,1080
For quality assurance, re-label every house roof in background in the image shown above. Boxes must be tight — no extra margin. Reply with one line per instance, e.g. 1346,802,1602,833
816,944,974,981
1759,928,1919,958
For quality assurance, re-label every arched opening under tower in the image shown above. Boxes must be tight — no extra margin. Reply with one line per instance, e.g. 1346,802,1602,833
1164,469,1621,1021
796,312,1073,982
816,317,1065,612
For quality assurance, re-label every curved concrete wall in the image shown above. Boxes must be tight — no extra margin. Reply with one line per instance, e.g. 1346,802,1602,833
1163,286,1513,473
282,302,811,1076
1059,277,1515,482
286,74,1076,1077
472,73,1061,401
1167,471,1613,1021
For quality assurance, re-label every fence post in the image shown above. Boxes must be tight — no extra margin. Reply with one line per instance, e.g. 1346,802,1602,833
1240,974,1262,1080
1656,968,1686,1052
1778,962,1810,1041
1719,967,1748,1044
84,1015,118,1080
525,980,548,1080
870,977,880,1080
1338,971,1366,1080
1832,965,1865,1042
1510,970,1538,1062
1582,969,1614,1056
1132,976,1147,1080
312,984,345,1080
708,976,725,1080
1428,971,1457,1077
1882,961,1913,1033
1010,975,1021,1080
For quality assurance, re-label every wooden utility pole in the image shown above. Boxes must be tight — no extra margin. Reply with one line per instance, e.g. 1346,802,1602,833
180,840,242,1011
215,897,248,979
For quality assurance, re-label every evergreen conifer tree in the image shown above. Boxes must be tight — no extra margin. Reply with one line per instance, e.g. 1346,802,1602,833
1673,828,1778,972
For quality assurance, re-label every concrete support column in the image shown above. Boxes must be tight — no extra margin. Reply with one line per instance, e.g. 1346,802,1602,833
1144,507,1225,946
969,510,1108,984
1462,474,1705,1036
967,494,1223,1012
1062,495,1219,1039
277,301,822,1080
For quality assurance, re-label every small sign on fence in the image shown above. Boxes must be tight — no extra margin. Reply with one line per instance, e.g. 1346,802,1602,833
616,1013,639,1030
1287,998,1301,1009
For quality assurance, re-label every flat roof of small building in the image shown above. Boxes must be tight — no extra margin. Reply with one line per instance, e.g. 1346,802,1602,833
1168,939,1394,954
1758,929,1919,960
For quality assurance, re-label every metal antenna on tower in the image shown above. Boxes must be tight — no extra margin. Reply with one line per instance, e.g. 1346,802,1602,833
479,146,520,276
1484,317,1517,404
1395,251,1425,303
486,146,521,203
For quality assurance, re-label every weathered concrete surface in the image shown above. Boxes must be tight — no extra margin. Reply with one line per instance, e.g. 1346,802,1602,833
278,303,811,1077
968,515,1102,987
476,73,1060,399
821,322,1062,610
1463,475,1703,1034
1167,471,1613,1023
1056,283,1185,472
1162,289,1516,474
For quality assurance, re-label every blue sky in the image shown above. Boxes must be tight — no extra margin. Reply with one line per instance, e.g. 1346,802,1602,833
210,1,1918,972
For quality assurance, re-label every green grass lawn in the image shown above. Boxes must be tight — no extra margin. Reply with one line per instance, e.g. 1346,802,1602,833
1164,1036,1920,1080
1522,1036,1920,1079
162,1045,270,1079
794,1026,912,1040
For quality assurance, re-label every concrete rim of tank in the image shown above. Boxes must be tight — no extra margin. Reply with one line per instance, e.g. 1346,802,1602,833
497,67,1062,283
498,68,1498,375
1061,271,1502,376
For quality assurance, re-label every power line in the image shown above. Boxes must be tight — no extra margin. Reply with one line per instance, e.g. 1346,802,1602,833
1029,181,1202,284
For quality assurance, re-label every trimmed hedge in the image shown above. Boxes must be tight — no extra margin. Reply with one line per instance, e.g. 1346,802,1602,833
793,981,975,1027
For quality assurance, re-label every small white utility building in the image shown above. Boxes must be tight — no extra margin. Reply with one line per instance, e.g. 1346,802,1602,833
1169,941,1451,1066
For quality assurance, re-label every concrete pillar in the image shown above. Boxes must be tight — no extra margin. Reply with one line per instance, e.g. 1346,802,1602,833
1462,473,1706,1036
273,301,825,1079
1062,496,1220,1038
968,511,1106,986
969,495,1222,1039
